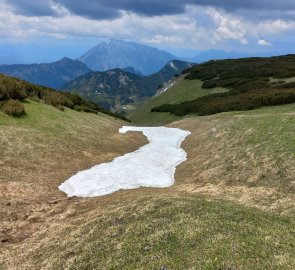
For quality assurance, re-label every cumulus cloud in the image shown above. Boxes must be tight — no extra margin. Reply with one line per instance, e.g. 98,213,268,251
206,8,247,43
258,39,272,46
0,0,294,53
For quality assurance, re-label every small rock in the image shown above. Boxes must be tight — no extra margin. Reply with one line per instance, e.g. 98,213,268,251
67,196,77,201
48,200,58,205
160,266,168,270
1,238,8,243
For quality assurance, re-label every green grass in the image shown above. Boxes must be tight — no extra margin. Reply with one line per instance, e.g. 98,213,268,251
2,98,295,270
21,197,295,270
222,102,295,116
130,78,228,126
0,99,116,135
207,103,295,192
0,99,142,186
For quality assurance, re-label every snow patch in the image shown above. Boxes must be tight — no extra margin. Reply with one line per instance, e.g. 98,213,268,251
169,61,177,70
58,126,191,198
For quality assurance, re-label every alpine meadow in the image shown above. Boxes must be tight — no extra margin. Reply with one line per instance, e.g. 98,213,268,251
1,1,295,270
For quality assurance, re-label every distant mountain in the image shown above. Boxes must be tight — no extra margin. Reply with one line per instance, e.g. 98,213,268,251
189,49,248,63
78,40,177,75
0,57,91,89
63,60,193,112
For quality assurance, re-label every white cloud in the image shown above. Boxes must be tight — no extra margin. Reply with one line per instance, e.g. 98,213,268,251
0,1,294,52
240,38,248,45
206,7,247,43
258,39,271,46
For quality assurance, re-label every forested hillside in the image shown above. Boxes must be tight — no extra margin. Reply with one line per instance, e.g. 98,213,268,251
63,60,193,113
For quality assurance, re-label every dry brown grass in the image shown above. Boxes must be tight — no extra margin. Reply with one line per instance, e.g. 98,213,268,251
0,101,146,248
170,112,295,213
1,101,294,269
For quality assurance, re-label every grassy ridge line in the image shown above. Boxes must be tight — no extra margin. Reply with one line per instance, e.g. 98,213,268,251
130,77,228,125
151,55,295,117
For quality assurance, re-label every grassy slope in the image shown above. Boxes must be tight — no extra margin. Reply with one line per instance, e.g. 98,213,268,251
0,100,146,252
11,198,295,270
130,78,228,126
1,101,294,269
152,55,295,117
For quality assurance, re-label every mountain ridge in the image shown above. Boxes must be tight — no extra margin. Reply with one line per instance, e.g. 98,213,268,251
0,57,91,89
63,60,194,113
78,39,178,75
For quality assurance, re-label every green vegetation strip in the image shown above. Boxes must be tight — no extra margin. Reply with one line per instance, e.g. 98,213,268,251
130,78,228,125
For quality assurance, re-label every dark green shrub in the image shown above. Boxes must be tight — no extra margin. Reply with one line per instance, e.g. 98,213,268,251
1,99,25,117
74,105,96,113
43,91,69,106
152,87,295,116
29,96,40,103
55,105,65,112
202,80,217,89
185,55,295,91
0,73,131,121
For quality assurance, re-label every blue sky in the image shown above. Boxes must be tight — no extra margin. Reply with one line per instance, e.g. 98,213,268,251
0,0,295,63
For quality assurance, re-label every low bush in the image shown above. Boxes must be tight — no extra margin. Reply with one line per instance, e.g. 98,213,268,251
55,104,65,112
28,96,41,103
152,55,295,117
1,99,25,117
0,74,128,120
185,55,295,91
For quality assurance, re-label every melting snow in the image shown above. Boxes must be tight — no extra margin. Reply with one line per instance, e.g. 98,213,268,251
58,126,191,198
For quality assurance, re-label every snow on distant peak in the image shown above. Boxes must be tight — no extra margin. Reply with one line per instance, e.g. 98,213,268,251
169,61,177,70
59,126,191,197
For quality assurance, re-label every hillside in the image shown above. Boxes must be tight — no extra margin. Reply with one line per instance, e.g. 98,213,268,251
63,60,193,113
0,57,91,89
78,40,177,75
130,77,228,125
0,73,127,120
1,100,294,269
152,55,295,117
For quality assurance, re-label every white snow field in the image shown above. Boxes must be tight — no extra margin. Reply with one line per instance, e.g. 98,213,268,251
58,126,191,197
